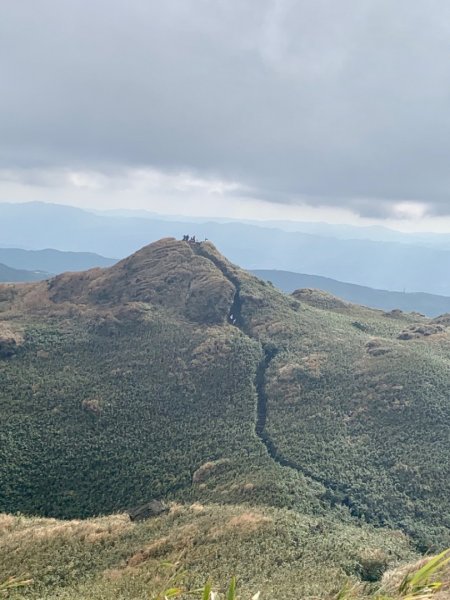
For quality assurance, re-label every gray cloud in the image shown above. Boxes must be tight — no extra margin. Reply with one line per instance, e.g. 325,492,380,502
2,0,450,217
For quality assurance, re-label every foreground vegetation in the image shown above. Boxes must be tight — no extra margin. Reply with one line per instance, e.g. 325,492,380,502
0,504,419,599
155,548,450,600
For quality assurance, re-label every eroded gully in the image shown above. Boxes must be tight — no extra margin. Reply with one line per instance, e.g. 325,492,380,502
192,242,370,522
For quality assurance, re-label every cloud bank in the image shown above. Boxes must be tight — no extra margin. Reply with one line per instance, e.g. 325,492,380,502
2,0,450,217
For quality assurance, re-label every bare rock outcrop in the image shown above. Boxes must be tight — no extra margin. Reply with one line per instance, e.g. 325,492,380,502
0,323,24,358
127,500,169,522
397,323,445,340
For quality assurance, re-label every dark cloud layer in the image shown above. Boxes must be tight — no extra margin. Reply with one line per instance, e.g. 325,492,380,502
2,1,450,216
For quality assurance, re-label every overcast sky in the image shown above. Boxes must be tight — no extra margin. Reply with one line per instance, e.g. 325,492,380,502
2,1,450,230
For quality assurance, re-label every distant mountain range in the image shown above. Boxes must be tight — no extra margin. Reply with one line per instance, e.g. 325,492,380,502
252,269,450,317
95,208,450,249
0,262,49,283
0,247,116,275
3,201,450,295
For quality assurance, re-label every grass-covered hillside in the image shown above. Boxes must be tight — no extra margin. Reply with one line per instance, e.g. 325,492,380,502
0,238,449,597
259,289,450,549
0,505,419,599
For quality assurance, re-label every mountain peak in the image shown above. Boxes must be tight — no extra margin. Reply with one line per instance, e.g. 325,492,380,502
47,238,239,325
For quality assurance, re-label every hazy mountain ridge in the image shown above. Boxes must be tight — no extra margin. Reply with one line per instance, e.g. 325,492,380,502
0,262,49,283
253,269,450,317
4,201,450,294
0,246,116,274
96,207,450,249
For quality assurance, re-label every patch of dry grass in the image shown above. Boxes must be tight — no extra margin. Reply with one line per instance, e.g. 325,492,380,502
0,504,418,599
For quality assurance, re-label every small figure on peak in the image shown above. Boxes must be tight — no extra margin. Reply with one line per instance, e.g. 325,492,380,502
181,234,201,243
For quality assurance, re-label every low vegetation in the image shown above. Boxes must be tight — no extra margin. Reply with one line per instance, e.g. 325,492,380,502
0,505,419,599
0,239,449,596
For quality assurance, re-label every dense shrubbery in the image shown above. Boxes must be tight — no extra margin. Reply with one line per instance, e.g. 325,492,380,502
1,239,450,597
258,300,450,548
0,315,269,517
2,247,450,539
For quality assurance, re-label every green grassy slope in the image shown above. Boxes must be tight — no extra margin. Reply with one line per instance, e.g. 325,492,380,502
0,237,449,585
0,240,319,519
255,291,450,549
0,505,417,600
0,311,321,520
0,316,258,517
